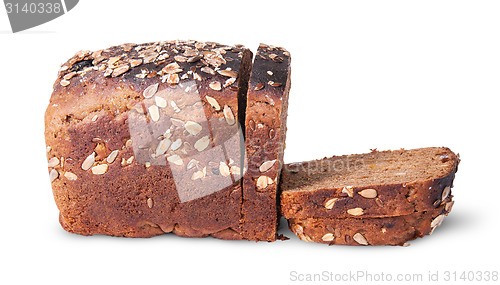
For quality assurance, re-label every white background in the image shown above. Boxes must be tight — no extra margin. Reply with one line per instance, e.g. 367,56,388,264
1,1,499,284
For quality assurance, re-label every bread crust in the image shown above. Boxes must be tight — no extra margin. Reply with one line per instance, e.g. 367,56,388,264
288,202,453,246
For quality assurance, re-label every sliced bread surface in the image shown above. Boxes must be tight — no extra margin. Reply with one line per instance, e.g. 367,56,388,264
280,147,459,219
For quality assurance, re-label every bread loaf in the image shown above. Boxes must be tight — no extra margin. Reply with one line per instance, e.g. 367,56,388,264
241,44,291,241
46,40,458,245
45,40,253,239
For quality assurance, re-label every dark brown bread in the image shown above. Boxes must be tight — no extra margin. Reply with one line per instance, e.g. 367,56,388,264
46,40,253,238
288,201,454,246
241,44,291,241
280,147,459,219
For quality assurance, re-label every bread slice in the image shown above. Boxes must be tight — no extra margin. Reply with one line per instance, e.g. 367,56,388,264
288,201,453,246
46,40,253,239
280,147,459,219
241,44,291,241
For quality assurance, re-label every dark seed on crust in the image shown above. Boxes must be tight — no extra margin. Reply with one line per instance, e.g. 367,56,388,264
254,83,264,91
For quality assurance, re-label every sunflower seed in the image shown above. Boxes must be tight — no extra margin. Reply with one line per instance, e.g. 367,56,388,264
187,159,199,170
335,228,341,238
219,162,230,177
158,53,170,61
162,62,183,74
256,175,271,189
269,129,275,139
148,105,160,122
193,72,202,81
143,83,159,98
112,65,130,77
195,42,206,49
342,186,354,197
91,164,108,175
170,100,181,112
223,77,236,87
184,121,202,135
164,129,172,139
170,118,184,127
167,73,180,84
170,139,182,151
324,198,338,210
155,96,167,108
64,172,77,180
155,139,172,156
127,156,134,164
63,72,77,80
205,96,221,110
294,224,304,235
343,235,351,243
147,198,154,208
347,207,364,216
223,105,235,125
431,214,446,228
322,233,335,242
358,189,378,199
125,139,133,148
167,154,183,166
442,186,451,201
430,227,436,235
81,152,95,170
217,69,238,78
107,56,121,66
259,160,276,172
49,169,59,182
254,83,264,91
209,81,221,91
194,136,210,151
230,165,241,175
187,55,202,63
201,66,215,75
130,59,143,67
48,157,60,168
298,233,313,242
353,233,368,245
142,53,158,64
106,150,119,164
174,55,188,62
103,69,113,77
191,170,204,180
60,79,70,87
265,94,275,106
